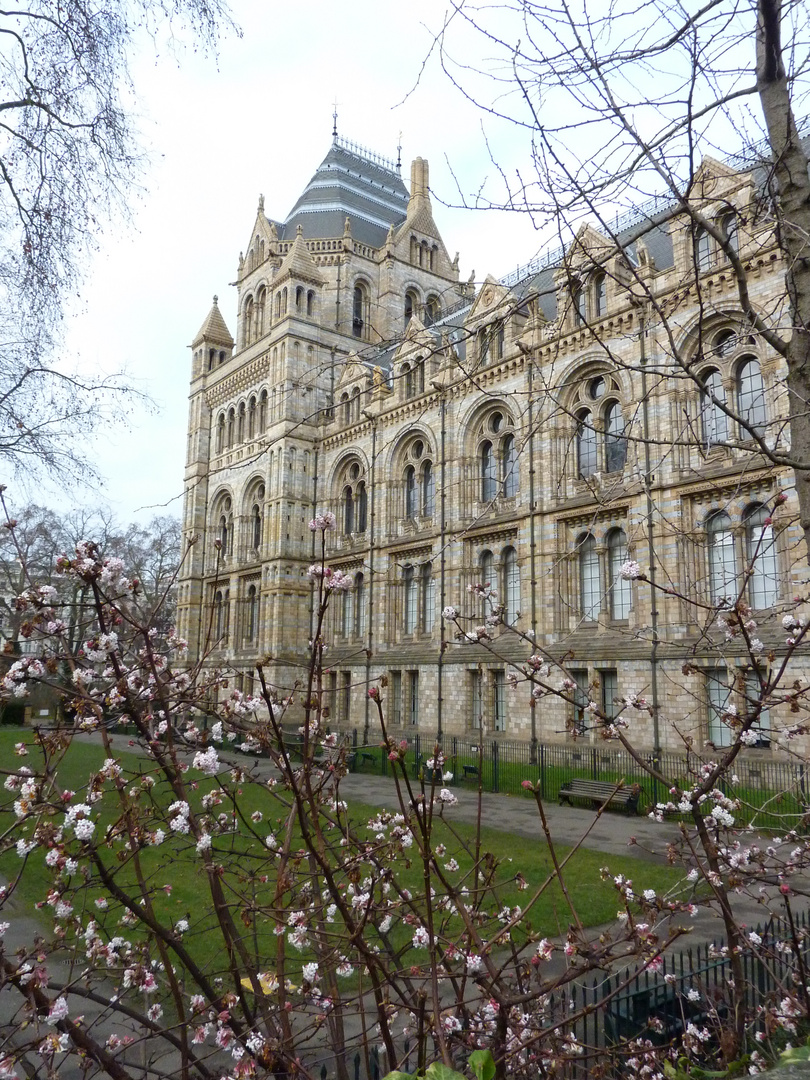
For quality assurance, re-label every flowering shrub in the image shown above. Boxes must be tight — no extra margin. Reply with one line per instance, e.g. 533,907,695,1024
0,498,809,1079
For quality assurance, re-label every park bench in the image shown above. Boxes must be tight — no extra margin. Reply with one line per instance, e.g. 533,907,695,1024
462,764,480,782
558,778,641,815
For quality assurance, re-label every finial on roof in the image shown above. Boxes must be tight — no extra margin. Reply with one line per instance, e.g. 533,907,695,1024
296,224,303,236
397,132,402,171
332,98,339,139
258,194,264,212
213,295,218,305
344,216,352,237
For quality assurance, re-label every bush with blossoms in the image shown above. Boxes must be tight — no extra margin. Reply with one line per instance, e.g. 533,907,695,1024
1,497,810,1080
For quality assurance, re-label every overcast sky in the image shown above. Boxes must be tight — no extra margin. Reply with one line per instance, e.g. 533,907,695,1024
58,0,543,524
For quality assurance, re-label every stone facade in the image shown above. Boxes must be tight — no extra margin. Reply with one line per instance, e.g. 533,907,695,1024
178,136,806,755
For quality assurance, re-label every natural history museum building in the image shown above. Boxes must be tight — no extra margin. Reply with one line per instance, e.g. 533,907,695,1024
177,133,802,754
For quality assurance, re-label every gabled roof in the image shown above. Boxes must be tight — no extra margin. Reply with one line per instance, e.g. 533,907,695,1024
191,296,234,349
280,136,409,248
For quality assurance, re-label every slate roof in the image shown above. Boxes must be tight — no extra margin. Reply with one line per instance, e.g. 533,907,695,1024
279,138,409,248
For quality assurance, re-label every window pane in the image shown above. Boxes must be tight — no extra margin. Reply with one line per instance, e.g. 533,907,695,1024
600,670,618,721
737,358,766,436
408,671,419,725
470,670,482,729
579,535,601,619
422,461,435,516
708,512,737,604
355,574,366,638
504,547,520,624
577,411,597,478
695,229,711,271
701,370,729,447
594,274,607,317
745,670,770,746
746,505,778,608
391,671,402,726
481,441,496,501
342,587,354,637
494,671,506,731
604,402,627,472
405,466,416,518
572,670,589,733
706,668,731,745
421,564,435,632
502,434,518,496
608,530,631,619
404,568,417,633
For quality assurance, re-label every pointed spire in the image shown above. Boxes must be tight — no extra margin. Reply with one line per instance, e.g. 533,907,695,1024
191,295,234,349
275,227,324,286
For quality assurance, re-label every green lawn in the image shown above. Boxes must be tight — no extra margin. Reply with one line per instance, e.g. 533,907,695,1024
0,729,687,986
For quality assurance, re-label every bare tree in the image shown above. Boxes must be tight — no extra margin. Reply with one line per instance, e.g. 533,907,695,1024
0,0,236,482
427,0,810,556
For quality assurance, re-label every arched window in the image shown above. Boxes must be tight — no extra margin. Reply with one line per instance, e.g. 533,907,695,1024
342,584,354,638
357,482,367,533
573,288,586,326
421,461,435,517
577,410,597,478
403,364,414,399
295,286,304,311
274,291,281,319
503,546,520,625
425,295,440,326
256,287,266,338
745,504,778,608
237,402,246,443
252,499,262,550
343,486,354,534
246,585,258,642
307,290,315,316
695,228,712,271
714,329,738,356
214,590,225,642
720,211,738,256
480,550,495,617
578,534,600,619
415,357,425,394
404,290,417,328
502,434,518,497
248,397,257,439
218,496,233,555
216,414,225,454
355,573,366,638
227,408,235,449
737,357,766,437
421,563,435,632
481,441,496,501
604,402,627,472
405,465,417,519
244,297,255,346
403,566,417,634
340,392,351,425
701,370,728,448
707,511,737,604
281,287,287,315
496,323,505,360
593,273,607,318
607,529,631,619
478,327,490,366
259,390,268,430
353,285,367,339
351,386,361,422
